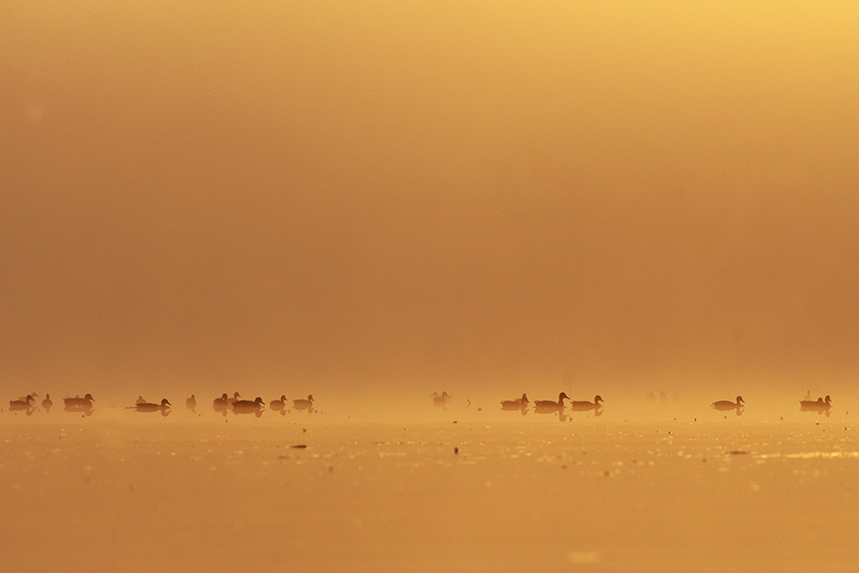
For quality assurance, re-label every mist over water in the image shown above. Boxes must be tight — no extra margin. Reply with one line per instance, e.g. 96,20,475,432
3,1,859,570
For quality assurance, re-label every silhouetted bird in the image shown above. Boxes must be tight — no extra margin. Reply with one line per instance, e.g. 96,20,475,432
213,393,231,415
270,395,287,414
233,397,265,416
534,392,570,414
41,394,53,413
185,394,197,413
431,392,451,409
293,395,314,412
64,394,95,414
129,398,172,414
571,395,604,412
800,395,832,414
9,395,35,412
711,396,744,411
501,393,529,411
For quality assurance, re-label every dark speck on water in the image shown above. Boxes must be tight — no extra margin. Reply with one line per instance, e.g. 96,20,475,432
291,445,307,449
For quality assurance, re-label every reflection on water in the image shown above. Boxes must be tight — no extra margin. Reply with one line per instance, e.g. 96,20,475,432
1,411,857,572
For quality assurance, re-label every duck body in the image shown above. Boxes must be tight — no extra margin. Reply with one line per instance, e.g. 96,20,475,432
800,395,832,413
9,395,36,412
431,392,451,408
130,398,171,413
571,395,604,412
270,395,287,413
501,393,529,411
213,393,231,414
534,392,570,414
42,394,53,412
233,397,265,415
63,394,95,413
711,396,744,411
293,395,314,412
185,394,197,412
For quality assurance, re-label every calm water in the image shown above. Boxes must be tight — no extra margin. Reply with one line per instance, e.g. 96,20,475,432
1,405,857,572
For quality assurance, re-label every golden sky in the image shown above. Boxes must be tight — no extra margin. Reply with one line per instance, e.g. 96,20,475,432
2,1,858,398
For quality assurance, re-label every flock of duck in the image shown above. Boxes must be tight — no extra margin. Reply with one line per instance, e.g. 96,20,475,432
3,390,836,418
429,391,836,418
493,392,605,416
3,392,317,417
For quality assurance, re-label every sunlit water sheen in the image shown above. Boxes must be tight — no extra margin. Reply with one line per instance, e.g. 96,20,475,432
2,408,857,572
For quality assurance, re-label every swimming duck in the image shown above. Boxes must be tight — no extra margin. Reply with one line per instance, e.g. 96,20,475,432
63,394,95,413
228,392,242,407
293,395,314,412
42,394,53,413
431,392,451,409
799,395,832,413
500,393,529,411
185,394,197,412
270,395,287,414
233,397,265,416
711,396,744,411
212,393,231,415
129,398,172,413
534,392,570,414
571,395,604,412
9,395,36,412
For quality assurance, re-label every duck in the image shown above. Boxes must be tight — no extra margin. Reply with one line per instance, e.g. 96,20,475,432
233,397,265,416
270,395,287,414
293,395,314,412
534,392,570,414
500,393,529,411
42,394,53,412
571,395,604,412
63,394,95,413
211,393,230,415
711,396,744,411
228,392,242,407
431,392,451,409
9,395,36,412
129,398,172,413
185,394,197,412
800,395,832,413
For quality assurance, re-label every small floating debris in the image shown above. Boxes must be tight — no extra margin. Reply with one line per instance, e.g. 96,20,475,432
290,444,308,449
728,450,751,455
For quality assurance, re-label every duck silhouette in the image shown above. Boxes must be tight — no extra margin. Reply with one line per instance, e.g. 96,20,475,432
63,394,95,415
571,395,604,412
431,392,451,409
534,392,570,414
185,394,197,413
711,396,744,412
800,395,832,415
41,394,53,413
9,395,36,413
293,395,314,413
233,397,265,416
129,398,172,415
501,393,529,411
270,395,287,414
213,393,231,415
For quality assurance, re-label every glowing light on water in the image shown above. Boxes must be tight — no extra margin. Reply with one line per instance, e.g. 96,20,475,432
759,451,859,459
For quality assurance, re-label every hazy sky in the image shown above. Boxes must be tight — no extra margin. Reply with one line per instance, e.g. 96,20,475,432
2,2,858,400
